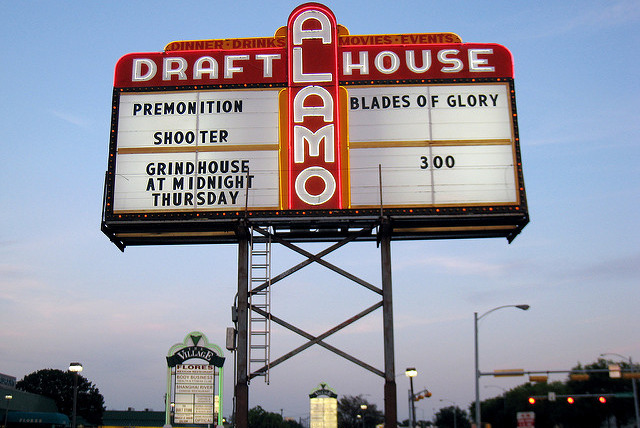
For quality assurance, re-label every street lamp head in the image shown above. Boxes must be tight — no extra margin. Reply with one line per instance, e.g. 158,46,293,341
516,305,530,311
4,395,12,400
405,368,417,377
69,362,83,373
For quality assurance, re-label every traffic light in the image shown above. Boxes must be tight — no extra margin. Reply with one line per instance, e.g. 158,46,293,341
528,397,536,405
598,396,607,404
569,374,589,381
414,391,432,401
529,375,548,383
567,397,575,404
414,389,432,401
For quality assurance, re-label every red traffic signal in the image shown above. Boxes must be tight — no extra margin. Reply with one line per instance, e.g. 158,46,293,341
528,397,536,404
598,396,607,404
567,397,575,404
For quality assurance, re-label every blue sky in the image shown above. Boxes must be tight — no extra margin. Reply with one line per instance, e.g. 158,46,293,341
1,0,639,422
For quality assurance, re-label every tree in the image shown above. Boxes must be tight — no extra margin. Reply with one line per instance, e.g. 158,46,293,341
16,369,105,425
477,358,638,428
248,406,303,428
337,395,383,428
561,359,633,428
478,380,568,428
434,405,471,428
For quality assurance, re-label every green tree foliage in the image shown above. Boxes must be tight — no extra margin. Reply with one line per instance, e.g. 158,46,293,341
476,358,638,428
434,405,471,428
16,369,105,425
248,406,303,428
337,395,383,428
476,380,569,428
562,359,633,428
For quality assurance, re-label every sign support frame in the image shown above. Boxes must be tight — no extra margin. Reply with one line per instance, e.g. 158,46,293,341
235,224,250,428
234,220,397,428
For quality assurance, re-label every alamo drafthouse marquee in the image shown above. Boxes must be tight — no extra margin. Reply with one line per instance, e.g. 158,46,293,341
101,2,528,249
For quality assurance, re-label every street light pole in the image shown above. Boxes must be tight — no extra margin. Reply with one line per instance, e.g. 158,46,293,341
601,353,640,428
406,368,417,428
360,404,367,428
69,362,83,428
474,305,529,428
4,395,12,428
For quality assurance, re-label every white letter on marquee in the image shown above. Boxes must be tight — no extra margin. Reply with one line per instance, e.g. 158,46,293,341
406,50,432,73
292,10,332,44
256,54,281,78
163,57,188,81
193,56,218,79
293,47,332,82
469,49,495,72
343,51,369,75
375,51,400,74
225,55,250,78
292,10,333,83
293,86,334,123
294,125,335,163
438,49,463,73
132,58,157,81
295,166,337,205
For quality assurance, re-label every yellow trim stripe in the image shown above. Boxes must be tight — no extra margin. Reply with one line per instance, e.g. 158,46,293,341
349,139,512,149
117,144,279,154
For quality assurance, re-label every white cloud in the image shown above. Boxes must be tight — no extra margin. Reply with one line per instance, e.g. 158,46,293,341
534,0,639,38
395,253,506,276
50,109,91,128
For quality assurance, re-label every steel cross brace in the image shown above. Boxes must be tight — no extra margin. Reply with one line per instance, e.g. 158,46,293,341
250,302,384,379
250,225,382,295
247,224,385,380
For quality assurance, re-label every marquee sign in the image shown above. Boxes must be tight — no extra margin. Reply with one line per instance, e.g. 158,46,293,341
309,383,338,428
102,2,528,249
165,332,225,426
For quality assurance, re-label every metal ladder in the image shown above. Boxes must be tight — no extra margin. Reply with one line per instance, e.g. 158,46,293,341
248,226,272,383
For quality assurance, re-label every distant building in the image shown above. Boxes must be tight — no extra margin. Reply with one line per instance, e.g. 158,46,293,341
1,383,69,428
101,410,165,428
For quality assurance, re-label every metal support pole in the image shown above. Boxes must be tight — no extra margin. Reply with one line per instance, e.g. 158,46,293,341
626,357,640,428
474,312,480,428
72,372,79,428
407,390,412,428
474,305,528,428
409,376,416,428
236,226,249,428
632,374,640,428
4,396,12,428
380,221,397,428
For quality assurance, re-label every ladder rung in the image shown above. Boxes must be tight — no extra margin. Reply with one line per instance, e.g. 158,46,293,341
250,227,271,384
